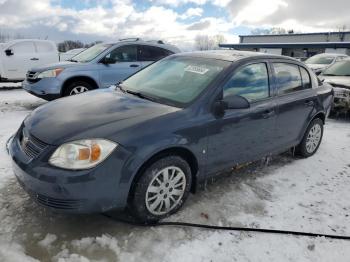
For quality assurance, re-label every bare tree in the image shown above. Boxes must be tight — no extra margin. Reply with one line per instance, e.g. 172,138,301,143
0,29,27,43
195,34,227,50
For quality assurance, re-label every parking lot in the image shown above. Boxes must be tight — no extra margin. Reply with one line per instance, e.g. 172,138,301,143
0,89,350,261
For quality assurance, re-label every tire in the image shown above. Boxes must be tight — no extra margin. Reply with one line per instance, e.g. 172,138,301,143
63,81,93,97
295,118,324,158
129,156,192,223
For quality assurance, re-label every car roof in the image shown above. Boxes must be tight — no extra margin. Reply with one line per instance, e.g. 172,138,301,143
105,39,181,53
173,50,299,63
2,39,56,49
310,53,348,57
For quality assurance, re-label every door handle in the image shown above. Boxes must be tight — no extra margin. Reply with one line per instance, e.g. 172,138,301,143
30,58,39,61
262,109,275,119
130,64,139,68
304,100,314,107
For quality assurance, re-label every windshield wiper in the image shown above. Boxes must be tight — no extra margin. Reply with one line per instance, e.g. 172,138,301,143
117,84,126,93
68,59,78,62
125,89,156,102
322,74,338,76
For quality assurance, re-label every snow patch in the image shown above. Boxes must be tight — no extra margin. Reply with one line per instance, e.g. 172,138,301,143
38,233,57,248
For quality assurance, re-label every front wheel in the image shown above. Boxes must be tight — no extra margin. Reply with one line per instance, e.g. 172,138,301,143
129,156,192,223
64,81,93,97
296,118,324,158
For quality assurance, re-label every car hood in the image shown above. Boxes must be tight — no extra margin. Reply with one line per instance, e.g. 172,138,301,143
30,61,84,72
24,89,179,145
306,64,329,71
319,75,350,89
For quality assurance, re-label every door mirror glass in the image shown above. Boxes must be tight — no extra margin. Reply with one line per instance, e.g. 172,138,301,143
223,94,250,109
5,49,13,56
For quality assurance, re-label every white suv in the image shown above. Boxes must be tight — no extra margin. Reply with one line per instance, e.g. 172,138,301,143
0,39,58,81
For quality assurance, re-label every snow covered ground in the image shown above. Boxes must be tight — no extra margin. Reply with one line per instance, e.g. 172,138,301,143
0,82,22,90
0,89,350,262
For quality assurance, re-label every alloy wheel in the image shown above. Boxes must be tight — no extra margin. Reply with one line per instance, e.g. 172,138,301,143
305,123,322,153
69,86,89,95
145,166,186,216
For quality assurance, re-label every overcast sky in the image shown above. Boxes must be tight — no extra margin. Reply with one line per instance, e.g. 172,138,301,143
0,0,349,49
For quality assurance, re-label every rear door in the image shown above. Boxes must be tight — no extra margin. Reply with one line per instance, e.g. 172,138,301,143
98,45,141,88
272,62,317,149
138,45,173,68
206,61,277,174
3,41,37,80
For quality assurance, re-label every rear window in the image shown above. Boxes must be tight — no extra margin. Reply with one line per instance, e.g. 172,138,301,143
35,42,55,53
138,45,173,61
305,56,334,65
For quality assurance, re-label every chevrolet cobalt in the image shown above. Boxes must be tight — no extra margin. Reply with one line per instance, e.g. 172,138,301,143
9,51,333,222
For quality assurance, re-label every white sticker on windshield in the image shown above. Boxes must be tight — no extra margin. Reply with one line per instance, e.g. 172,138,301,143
184,65,209,75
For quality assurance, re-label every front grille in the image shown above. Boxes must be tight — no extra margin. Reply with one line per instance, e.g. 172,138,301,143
35,193,85,210
20,129,48,159
26,71,40,83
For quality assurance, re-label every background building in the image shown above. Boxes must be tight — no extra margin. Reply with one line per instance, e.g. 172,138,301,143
220,31,350,58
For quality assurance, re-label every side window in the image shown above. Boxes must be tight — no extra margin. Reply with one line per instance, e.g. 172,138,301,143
300,67,311,89
35,42,54,53
223,63,269,102
11,42,35,54
105,45,137,63
273,63,302,95
138,45,172,61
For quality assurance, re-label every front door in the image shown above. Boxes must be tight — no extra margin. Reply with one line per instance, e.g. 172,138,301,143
206,62,277,175
98,45,141,88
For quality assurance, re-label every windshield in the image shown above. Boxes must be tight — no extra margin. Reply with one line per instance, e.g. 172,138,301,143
70,44,112,62
305,55,335,65
121,56,230,107
322,60,350,76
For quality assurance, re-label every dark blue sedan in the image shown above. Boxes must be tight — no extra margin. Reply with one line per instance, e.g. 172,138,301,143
9,50,333,222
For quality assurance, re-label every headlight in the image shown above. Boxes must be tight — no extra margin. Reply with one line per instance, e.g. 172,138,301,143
49,139,117,170
37,68,64,79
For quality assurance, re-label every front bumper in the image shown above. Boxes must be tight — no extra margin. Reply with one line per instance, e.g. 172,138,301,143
9,127,132,213
333,87,350,109
22,78,62,101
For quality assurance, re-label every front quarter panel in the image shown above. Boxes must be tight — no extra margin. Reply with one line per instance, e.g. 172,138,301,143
114,109,208,193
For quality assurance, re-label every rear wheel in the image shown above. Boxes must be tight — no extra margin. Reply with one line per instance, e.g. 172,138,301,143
296,118,323,158
64,81,93,96
129,156,192,223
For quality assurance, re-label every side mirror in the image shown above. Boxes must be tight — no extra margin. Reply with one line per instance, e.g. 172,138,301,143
101,56,116,64
213,95,249,117
5,49,13,56
223,94,250,110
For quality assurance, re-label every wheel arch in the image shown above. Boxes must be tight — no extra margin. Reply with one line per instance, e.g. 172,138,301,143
61,76,99,96
311,111,326,124
298,111,326,144
128,146,199,201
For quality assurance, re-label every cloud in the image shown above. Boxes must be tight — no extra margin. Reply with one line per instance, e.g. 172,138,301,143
180,7,203,19
149,0,207,7
223,0,350,32
187,20,211,30
1,0,349,50
0,0,236,50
